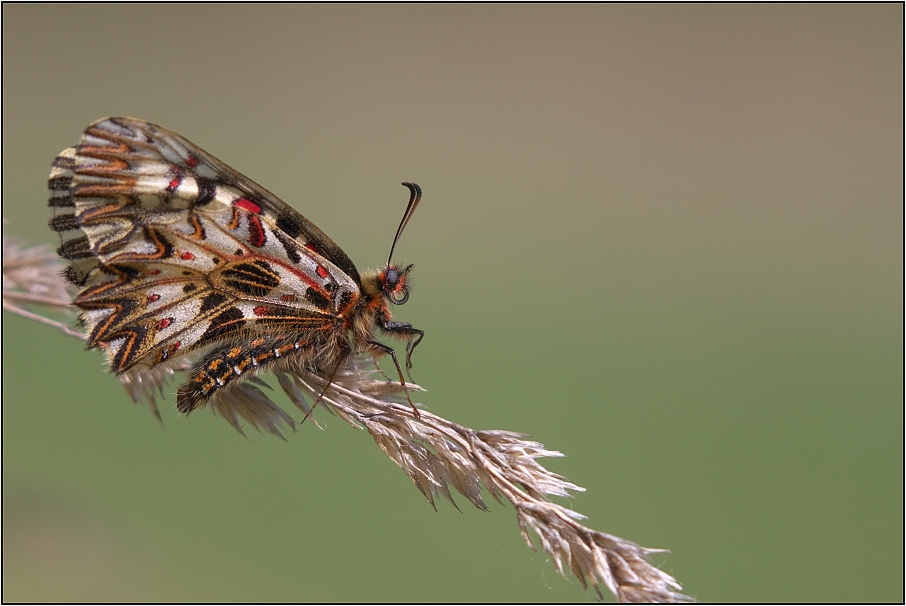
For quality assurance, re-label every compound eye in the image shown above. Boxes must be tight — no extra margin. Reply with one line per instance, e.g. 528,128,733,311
384,267,399,289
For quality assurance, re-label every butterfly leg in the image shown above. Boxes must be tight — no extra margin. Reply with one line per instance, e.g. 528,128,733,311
365,339,421,419
379,320,425,380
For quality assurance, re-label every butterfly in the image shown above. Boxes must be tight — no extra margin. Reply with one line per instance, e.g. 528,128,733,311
48,117,423,427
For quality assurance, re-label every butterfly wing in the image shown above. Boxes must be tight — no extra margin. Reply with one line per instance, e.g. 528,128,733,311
49,117,361,373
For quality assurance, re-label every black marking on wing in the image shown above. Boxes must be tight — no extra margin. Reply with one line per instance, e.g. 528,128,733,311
305,287,331,312
195,176,217,206
48,175,73,192
52,155,75,170
337,289,354,312
48,192,75,207
273,229,302,264
49,214,80,232
58,236,92,260
63,265,81,285
200,292,229,312
220,260,280,297
199,307,246,344
110,324,149,372
276,213,304,238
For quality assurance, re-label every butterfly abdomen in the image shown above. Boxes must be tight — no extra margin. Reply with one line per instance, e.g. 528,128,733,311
176,335,317,413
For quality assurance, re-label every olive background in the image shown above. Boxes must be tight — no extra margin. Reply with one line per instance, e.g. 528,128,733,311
2,5,902,602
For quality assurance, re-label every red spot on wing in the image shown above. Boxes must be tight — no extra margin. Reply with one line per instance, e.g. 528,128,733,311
247,215,267,247
147,294,161,303
305,243,318,253
167,177,181,192
316,265,329,279
159,318,173,329
253,306,272,316
281,294,297,302
234,197,262,214
148,269,162,275
180,251,195,260
186,156,199,168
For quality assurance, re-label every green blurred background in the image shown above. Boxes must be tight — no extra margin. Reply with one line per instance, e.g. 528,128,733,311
2,4,902,602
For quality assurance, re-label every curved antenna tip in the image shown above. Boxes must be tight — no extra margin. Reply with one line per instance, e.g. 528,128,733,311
401,182,422,196
387,183,422,265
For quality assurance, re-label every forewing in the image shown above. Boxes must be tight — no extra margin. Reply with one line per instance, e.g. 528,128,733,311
49,117,361,373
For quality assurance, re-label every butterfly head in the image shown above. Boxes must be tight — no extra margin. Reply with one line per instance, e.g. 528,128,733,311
379,263,414,305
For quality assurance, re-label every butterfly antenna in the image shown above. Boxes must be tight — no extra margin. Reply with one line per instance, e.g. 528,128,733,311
387,182,422,265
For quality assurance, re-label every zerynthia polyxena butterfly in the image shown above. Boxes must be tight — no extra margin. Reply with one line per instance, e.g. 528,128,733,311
48,117,423,422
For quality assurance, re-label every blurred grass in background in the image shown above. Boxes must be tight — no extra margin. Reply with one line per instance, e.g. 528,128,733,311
3,4,902,602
